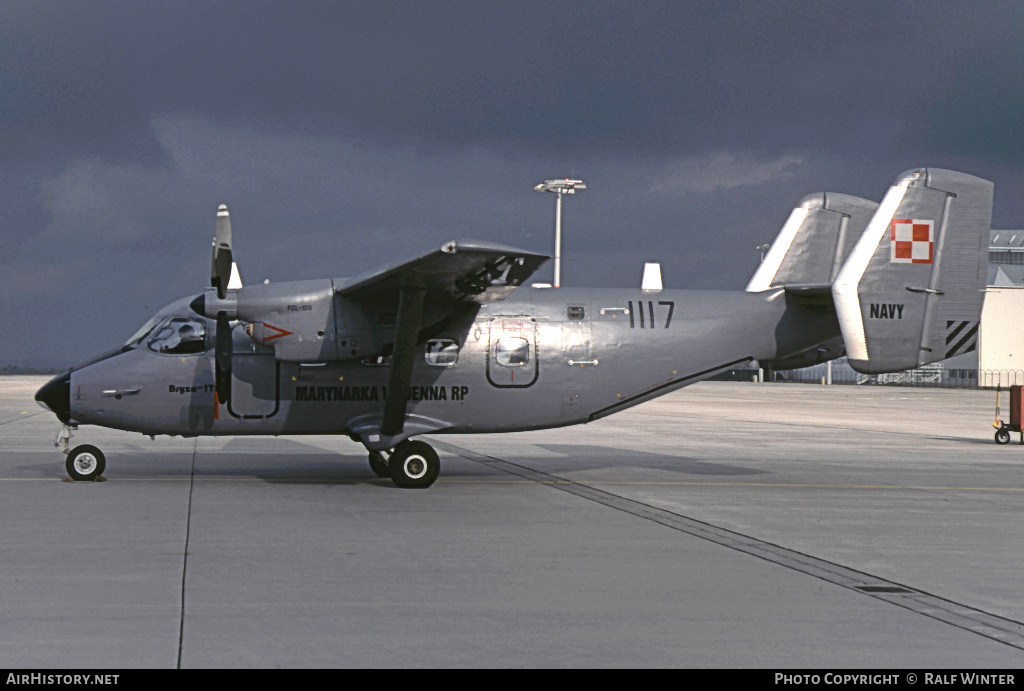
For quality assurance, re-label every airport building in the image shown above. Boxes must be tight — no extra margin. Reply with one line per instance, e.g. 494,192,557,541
979,230,1024,385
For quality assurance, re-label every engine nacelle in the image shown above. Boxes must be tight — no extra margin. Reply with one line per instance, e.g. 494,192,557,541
193,279,466,363
193,280,339,361
235,280,337,361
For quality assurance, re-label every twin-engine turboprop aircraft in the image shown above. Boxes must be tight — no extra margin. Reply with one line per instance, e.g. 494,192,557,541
36,168,993,487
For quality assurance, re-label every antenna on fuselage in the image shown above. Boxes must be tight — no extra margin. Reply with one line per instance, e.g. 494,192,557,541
641,262,662,291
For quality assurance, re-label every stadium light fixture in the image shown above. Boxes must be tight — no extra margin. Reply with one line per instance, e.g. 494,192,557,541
534,178,586,288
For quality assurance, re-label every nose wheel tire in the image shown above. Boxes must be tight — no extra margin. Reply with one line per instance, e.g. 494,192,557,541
66,445,106,481
388,441,440,489
368,450,390,478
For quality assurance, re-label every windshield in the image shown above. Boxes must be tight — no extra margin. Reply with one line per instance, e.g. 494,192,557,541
125,316,163,347
146,317,210,355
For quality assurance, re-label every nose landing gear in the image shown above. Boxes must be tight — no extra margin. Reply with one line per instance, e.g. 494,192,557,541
54,423,105,482
65,445,106,482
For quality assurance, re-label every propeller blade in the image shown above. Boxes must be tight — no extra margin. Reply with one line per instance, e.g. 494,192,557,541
211,204,233,299
215,311,232,405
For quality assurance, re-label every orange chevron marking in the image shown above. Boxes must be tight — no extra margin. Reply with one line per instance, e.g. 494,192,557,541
263,323,294,342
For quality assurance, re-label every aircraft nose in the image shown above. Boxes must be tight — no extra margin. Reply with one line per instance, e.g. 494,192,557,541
35,372,71,424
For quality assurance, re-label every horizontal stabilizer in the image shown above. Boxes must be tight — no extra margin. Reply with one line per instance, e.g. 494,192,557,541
832,168,992,374
782,283,834,296
761,336,846,371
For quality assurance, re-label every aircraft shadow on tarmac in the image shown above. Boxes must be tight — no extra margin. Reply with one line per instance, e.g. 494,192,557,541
27,455,377,485
22,438,766,484
202,456,384,485
22,439,380,486
524,444,767,476
201,438,373,484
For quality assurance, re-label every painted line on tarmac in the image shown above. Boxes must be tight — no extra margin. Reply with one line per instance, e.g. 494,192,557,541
0,411,47,426
445,480,1024,492
176,439,198,670
7,475,1024,494
432,439,1024,652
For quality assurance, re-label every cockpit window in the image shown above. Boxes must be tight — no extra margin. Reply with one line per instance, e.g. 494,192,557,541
147,318,209,355
125,316,163,347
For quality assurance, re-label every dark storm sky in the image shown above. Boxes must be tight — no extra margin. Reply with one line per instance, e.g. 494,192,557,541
3,0,1024,366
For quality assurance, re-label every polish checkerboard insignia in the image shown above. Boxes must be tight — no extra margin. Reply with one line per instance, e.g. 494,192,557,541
890,218,934,264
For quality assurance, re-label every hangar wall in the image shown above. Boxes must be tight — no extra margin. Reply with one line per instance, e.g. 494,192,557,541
979,231,1024,386
979,286,1024,382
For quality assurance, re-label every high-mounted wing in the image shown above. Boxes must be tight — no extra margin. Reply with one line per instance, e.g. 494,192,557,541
335,239,549,304
336,240,548,449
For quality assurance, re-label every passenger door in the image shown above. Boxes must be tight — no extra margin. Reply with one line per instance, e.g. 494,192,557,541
486,317,538,388
228,325,279,419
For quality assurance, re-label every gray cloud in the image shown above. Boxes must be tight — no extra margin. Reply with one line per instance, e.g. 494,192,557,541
3,1,1024,366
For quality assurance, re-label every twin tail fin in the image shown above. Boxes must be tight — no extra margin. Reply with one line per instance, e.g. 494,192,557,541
832,168,991,373
746,192,878,293
748,168,993,375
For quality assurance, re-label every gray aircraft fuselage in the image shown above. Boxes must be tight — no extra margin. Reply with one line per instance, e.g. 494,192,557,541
58,285,836,439
35,168,994,487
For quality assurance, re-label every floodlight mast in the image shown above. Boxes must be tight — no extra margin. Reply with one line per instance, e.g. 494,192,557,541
534,178,586,288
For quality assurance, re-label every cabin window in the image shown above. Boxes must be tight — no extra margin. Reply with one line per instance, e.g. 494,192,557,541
495,337,530,366
425,339,459,367
147,318,209,355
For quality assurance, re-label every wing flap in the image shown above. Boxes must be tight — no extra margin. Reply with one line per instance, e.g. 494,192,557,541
335,239,549,304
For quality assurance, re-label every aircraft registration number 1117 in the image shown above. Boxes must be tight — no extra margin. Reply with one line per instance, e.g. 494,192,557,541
626,300,674,329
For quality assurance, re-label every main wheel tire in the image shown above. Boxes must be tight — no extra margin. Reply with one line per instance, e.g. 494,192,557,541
368,451,390,478
66,445,106,481
995,428,1011,445
388,441,440,489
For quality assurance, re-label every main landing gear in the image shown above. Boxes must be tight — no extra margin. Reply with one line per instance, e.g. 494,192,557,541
367,440,440,489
